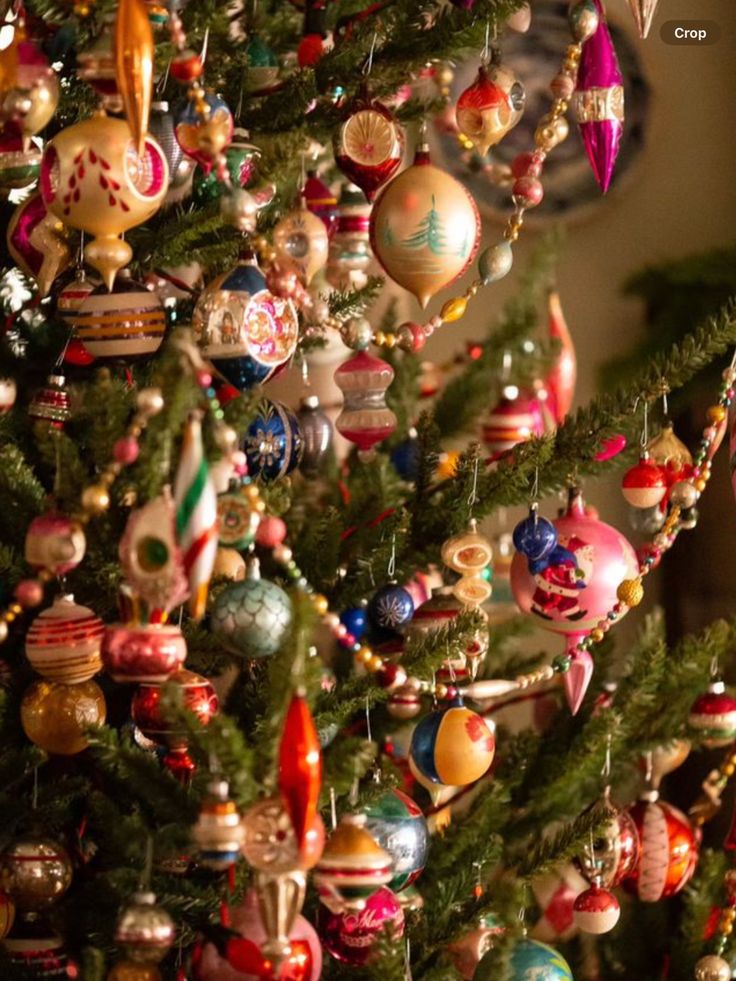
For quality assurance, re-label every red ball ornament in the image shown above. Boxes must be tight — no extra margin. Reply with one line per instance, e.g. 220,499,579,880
255,515,287,549
621,456,667,509
103,623,188,683
64,338,95,366
334,91,404,202
625,794,698,901
688,680,736,748
131,668,218,749
482,389,544,459
574,799,640,888
297,34,324,67
318,886,404,966
572,883,620,934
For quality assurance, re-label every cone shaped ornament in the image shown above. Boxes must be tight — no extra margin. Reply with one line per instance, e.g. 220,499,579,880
627,0,660,38
572,0,624,193
369,146,480,308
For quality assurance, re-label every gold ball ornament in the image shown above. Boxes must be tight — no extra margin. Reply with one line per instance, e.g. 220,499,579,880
0,25,60,144
21,678,106,755
212,547,246,581
617,578,643,607
273,197,329,286
369,145,480,308
40,113,169,289
0,835,72,909
694,956,731,981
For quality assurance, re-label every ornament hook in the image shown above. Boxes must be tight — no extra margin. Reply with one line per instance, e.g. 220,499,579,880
329,786,337,830
468,453,480,512
481,21,492,65
362,31,378,76
388,533,397,579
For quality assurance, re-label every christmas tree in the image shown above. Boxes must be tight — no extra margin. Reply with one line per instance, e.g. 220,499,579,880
0,0,734,979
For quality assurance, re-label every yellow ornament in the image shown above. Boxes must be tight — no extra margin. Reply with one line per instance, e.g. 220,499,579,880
7,192,72,297
21,678,106,755
40,112,169,289
369,145,480,308
273,196,329,285
115,0,154,154
0,22,60,148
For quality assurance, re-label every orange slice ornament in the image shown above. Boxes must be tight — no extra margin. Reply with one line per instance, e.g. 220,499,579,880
334,90,404,202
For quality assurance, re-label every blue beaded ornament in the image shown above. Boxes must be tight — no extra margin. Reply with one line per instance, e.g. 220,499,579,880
244,399,303,482
513,505,558,562
367,583,414,633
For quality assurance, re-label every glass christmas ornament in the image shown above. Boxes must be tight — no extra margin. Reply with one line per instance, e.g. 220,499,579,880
118,490,188,616
213,547,246,581
210,560,292,659
243,399,303,480
174,91,234,175
574,799,640,888
314,814,393,912
367,583,414,633
76,28,120,110
0,25,60,145
409,695,495,801
546,291,577,424
513,506,558,563
531,864,589,943
694,956,731,981
217,492,261,550
387,683,423,720
114,0,154,155
647,421,693,481
25,595,104,684
304,171,339,237
115,891,175,963
621,455,667,508
448,914,503,980
278,691,322,857
0,132,41,190
408,586,489,678
628,503,666,535
273,196,329,286
68,276,166,361
369,144,480,308
326,182,373,290
510,488,638,714
0,835,72,909
131,668,218,750
333,90,404,202
102,623,187,683
193,256,299,392
0,377,16,413
28,373,71,428
297,395,333,477
108,964,162,981
334,351,397,459
625,793,698,901
7,192,72,298
0,891,14,939
317,886,404,967
244,34,280,92
688,680,736,748
193,137,261,204
363,789,429,892
572,883,620,934
55,271,98,327
476,938,572,980
626,0,660,39
572,0,624,193
482,388,544,458
455,58,525,156
21,678,106,755
149,100,195,192
242,796,325,874
41,113,169,288
25,512,86,576
441,519,494,607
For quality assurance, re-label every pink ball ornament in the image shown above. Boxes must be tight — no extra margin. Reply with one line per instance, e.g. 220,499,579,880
255,515,287,549
196,889,322,981
113,436,140,465
510,488,638,713
318,886,404,967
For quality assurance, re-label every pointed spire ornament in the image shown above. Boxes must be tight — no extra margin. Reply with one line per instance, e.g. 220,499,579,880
626,0,660,39
572,0,624,193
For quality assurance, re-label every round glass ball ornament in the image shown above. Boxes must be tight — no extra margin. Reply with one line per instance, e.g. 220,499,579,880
131,668,218,749
624,794,698,901
25,594,104,684
25,512,85,575
21,678,106,755
571,883,620,934
115,891,175,964
243,400,303,481
367,582,414,634
317,886,404,967
476,937,573,980
210,560,292,659
0,835,72,909
363,789,428,892
69,277,166,362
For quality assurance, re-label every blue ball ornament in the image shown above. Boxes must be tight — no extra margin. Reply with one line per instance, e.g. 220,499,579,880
244,399,303,482
367,583,414,633
390,436,420,480
340,606,367,641
364,789,429,892
512,507,558,562
475,938,573,980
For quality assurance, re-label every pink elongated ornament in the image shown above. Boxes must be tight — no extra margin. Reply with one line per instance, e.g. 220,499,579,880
546,291,577,424
510,487,638,713
572,0,624,193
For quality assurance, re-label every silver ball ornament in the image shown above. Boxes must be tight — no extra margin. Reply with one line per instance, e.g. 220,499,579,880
220,188,260,233
342,316,373,351
670,480,699,509
694,955,731,981
628,503,666,535
115,891,175,964
136,388,164,417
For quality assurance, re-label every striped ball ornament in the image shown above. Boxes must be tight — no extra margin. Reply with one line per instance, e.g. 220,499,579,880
625,795,698,901
25,595,103,684
70,278,166,362
315,814,394,912
409,695,495,797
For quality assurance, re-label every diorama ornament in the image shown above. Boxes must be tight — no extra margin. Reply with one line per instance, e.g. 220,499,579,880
25,595,104,684
455,57,525,156
243,400,304,481
688,680,736,748
210,559,292,659
333,90,404,201
625,793,698,901
369,144,480,308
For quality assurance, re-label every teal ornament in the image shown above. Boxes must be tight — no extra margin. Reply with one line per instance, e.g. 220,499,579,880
478,241,513,285
245,35,280,92
210,559,292,658
364,789,429,892
193,138,260,204
476,938,573,980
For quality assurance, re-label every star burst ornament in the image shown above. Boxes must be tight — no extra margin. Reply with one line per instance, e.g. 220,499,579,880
572,0,624,193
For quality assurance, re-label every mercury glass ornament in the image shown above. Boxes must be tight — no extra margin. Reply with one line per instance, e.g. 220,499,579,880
210,559,292,659
115,891,175,964
0,835,72,909
149,100,194,192
297,395,333,477
628,503,666,535
694,956,731,981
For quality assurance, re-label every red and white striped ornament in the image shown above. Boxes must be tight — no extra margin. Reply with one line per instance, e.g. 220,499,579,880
69,278,166,361
25,595,104,684
174,415,218,621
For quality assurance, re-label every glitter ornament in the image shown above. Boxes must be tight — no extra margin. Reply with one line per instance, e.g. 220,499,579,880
625,793,698,901
688,680,736,748
41,113,169,288
455,58,525,156
409,695,495,801
242,796,325,874
7,192,72,298
25,512,86,575
131,668,218,749
69,277,166,361
621,455,667,509
304,171,338,237
174,91,233,175
315,814,393,912
318,886,404,967
694,956,731,981
510,488,638,714
21,678,106,754
103,623,187,683
333,90,404,202
334,351,397,458
572,0,624,193
626,0,660,39
363,789,428,892
26,595,104,684
273,196,329,285
0,25,60,145
572,883,620,934
193,257,299,391
243,400,304,481
482,388,544,459
477,938,572,980
0,836,72,910
297,395,333,477
368,583,414,634
115,891,174,963
210,560,292,659
369,144,480,308
192,778,245,869
574,799,640,888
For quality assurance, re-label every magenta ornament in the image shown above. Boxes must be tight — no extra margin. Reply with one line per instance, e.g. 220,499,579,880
510,488,638,713
318,886,404,966
572,0,624,193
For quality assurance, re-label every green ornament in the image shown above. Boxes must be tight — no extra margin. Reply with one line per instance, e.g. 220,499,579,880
193,139,260,204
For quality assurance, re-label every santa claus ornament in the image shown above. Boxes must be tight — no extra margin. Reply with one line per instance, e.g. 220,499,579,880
511,487,638,713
